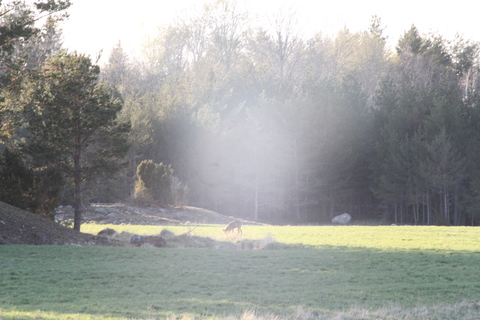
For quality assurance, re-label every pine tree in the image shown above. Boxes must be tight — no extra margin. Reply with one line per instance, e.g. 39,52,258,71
0,0,70,142
20,51,130,231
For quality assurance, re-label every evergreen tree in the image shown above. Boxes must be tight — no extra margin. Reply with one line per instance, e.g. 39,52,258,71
0,0,70,142
396,25,426,55
20,51,130,231
0,0,70,64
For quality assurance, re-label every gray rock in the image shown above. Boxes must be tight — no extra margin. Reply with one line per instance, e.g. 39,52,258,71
130,235,166,247
98,228,116,236
130,235,145,246
332,213,351,224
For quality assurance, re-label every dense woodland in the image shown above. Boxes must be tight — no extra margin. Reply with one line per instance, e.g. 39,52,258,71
2,0,480,225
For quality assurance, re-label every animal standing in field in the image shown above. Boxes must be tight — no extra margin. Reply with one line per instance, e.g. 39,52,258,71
224,220,242,235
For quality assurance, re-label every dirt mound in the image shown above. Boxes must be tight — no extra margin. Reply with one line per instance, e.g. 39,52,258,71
0,201,121,246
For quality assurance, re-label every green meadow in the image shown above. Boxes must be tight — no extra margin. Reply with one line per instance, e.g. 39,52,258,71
82,224,480,252
1,225,480,319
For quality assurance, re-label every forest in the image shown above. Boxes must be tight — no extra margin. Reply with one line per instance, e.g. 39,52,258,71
2,0,480,226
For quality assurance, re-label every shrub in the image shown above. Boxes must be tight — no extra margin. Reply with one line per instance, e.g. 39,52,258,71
134,160,174,206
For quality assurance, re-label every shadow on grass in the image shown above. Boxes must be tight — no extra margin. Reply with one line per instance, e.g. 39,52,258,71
2,242,480,319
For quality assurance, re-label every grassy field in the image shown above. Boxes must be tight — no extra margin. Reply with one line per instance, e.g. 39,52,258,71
1,225,480,319
82,223,480,252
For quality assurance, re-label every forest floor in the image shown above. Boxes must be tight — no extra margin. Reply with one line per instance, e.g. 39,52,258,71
0,201,243,246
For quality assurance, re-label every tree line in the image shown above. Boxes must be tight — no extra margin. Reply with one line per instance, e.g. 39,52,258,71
2,0,480,226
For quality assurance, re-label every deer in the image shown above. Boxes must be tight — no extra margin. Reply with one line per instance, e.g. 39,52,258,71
224,220,242,235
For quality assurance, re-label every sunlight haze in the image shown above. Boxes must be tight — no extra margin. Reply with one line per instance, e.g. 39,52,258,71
62,0,480,61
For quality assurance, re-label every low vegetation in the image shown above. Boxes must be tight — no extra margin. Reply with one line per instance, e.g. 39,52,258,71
1,225,480,319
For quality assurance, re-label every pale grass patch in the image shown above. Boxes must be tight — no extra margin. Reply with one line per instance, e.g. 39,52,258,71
237,234,279,250
222,302,480,320
166,315,196,320
0,309,130,319
224,309,281,320
293,306,318,320
327,300,480,320
261,234,277,247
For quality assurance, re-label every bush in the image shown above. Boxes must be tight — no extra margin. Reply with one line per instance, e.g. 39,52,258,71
134,160,173,206
134,160,188,207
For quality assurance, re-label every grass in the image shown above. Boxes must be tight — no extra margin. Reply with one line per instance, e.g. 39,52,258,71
82,223,480,252
1,225,480,319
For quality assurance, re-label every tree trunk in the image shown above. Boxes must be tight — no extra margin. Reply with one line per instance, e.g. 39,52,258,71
444,184,449,224
394,201,397,225
427,189,431,225
254,173,259,221
422,194,426,225
453,183,459,226
293,135,301,222
400,201,404,224
73,137,82,231
73,178,82,231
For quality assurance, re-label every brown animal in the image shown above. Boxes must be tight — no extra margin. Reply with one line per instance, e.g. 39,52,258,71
224,220,242,235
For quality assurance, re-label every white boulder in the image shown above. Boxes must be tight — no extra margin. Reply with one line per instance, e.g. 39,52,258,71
332,213,351,224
